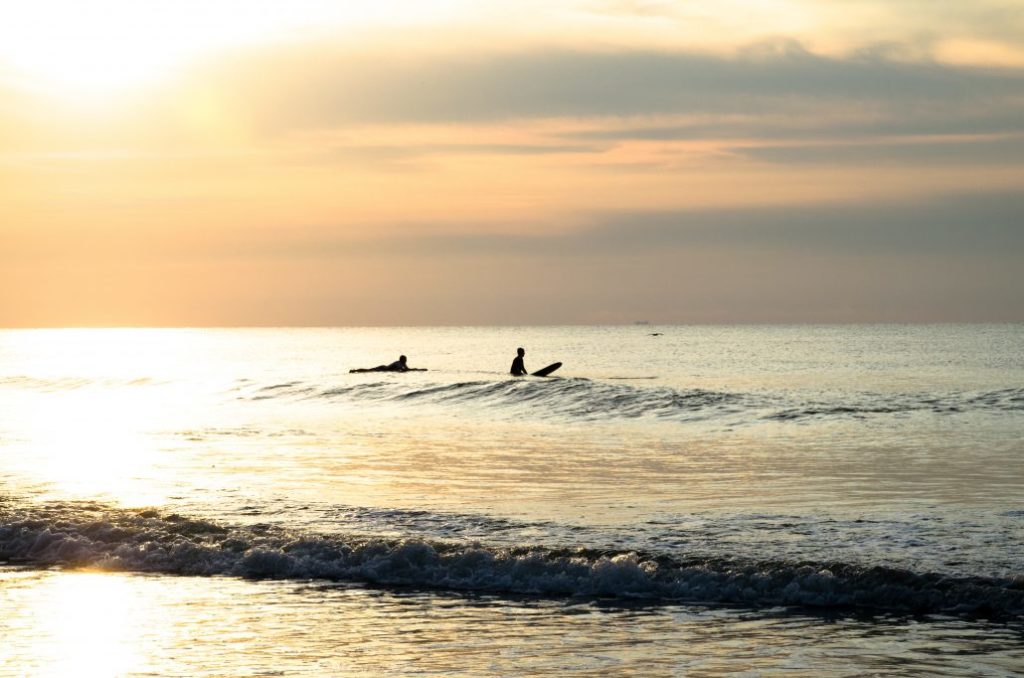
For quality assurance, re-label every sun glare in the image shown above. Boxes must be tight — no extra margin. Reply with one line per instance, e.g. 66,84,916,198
0,1,309,96
16,572,147,677
0,1,468,98
0,3,207,95
19,386,166,506
2,329,211,507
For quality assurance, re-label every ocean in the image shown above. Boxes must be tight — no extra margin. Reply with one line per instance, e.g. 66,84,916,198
1,325,1023,676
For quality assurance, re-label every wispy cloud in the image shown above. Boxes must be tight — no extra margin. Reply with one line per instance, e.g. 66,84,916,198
3,2,1023,324
732,136,1024,166
190,44,1024,130
117,189,1019,260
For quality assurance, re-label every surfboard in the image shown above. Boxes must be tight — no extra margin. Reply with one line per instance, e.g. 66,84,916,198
349,367,428,373
531,362,562,377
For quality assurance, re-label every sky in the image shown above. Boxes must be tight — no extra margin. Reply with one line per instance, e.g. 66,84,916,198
1,0,1022,326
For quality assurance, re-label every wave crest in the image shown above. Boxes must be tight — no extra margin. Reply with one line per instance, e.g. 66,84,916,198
2,505,1021,617
246,378,1024,424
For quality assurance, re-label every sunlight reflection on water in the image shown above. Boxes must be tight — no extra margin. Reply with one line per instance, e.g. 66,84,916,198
2,327,1022,675
2,568,1022,677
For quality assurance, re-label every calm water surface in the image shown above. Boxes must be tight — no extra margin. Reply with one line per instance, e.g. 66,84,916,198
1,325,1023,675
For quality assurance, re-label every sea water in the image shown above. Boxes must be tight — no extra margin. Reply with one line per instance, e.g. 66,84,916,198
1,325,1022,676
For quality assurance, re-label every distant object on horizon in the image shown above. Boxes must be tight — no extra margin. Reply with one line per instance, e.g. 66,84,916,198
634,321,650,325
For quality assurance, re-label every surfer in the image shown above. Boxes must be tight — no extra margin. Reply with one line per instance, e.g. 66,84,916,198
510,347,527,376
510,348,562,377
350,355,425,373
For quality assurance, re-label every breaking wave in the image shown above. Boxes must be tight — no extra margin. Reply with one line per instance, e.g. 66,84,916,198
246,378,1024,424
2,503,1021,618
6,373,1022,425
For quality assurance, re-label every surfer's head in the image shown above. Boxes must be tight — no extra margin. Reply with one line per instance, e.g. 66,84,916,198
517,347,525,357
399,355,407,364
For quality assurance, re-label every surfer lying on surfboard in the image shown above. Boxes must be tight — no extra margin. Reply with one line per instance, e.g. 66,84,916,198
349,355,427,373
510,347,562,377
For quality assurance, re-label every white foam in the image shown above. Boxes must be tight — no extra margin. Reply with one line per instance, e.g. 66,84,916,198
2,507,1021,617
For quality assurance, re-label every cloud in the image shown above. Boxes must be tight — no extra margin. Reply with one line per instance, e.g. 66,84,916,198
831,0,1024,46
6,40,1024,172
295,141,607,169
154,189,1019,263
5,187,1021,325
574,191,1024,257
733,136,1024,166
314,190,1024,259
564,109,1024,143
187,43,1024,131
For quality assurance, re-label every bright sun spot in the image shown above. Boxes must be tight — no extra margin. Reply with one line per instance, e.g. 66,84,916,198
0,0,467,97
0,1,310,96
18,572,147,677
4,329,211,507
0,2,222,95
21,385,166,506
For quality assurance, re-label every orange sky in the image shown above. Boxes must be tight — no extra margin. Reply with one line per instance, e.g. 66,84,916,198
2,1,1023,325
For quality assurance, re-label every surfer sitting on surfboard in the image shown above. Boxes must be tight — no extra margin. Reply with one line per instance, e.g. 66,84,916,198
349,355,426,373
510,347,528,376
511,348,562,377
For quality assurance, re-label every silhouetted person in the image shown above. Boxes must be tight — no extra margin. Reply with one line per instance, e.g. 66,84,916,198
510,347,527,376
387,355,409,372
350,355,425,373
